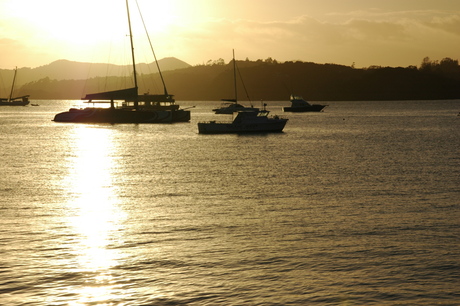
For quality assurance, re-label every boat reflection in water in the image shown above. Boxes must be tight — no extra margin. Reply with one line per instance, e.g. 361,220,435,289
63,126,126,304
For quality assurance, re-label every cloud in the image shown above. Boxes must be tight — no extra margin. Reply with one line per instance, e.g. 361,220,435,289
344,19,407,41
428,14,460,35
0,38,19,46
173,9,460,67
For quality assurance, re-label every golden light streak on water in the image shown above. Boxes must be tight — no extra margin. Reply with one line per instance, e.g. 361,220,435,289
64,126,126,304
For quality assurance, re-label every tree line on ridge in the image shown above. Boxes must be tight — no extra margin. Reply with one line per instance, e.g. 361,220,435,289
14,57,460,101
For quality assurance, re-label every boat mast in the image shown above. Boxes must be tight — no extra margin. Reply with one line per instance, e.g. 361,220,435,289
8,67,17,102
126,0,139,108
233,49,237,103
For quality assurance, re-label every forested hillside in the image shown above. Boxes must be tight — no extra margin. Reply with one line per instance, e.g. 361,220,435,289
16,57,460,101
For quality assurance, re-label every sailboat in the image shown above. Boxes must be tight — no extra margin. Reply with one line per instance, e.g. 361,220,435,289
0,67,30,106
212,50,259,114
53,0,190,123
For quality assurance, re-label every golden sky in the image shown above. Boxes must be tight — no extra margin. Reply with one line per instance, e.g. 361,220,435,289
1,0,459,69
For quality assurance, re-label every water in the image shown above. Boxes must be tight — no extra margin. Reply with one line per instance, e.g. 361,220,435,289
1,100,459,305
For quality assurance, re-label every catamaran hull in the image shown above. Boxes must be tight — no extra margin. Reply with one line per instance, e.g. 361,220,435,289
283,105,327,112
0,101,29,106
198,120,288,134
53,108,175,123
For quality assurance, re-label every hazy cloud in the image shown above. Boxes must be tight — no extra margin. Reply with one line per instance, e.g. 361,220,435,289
173,9,460,67
427,14,460,35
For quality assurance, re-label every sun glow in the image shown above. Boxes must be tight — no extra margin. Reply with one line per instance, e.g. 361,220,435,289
4,0,188,65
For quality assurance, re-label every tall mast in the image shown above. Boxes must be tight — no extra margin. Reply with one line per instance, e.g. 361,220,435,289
126,0,138,91
9,67,17,102
233,49,237,103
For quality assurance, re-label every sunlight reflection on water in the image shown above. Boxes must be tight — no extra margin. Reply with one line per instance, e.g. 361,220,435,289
64,126,126,304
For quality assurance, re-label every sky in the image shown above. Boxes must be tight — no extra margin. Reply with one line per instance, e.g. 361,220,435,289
1,0,459,69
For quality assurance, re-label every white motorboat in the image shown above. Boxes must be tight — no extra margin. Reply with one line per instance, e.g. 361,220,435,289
198,110,288,134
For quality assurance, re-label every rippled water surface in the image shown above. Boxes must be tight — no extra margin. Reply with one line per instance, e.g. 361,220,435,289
1,100,459,305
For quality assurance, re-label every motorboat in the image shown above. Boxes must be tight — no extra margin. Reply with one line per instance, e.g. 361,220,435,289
283,95,327,112
198,109,288,134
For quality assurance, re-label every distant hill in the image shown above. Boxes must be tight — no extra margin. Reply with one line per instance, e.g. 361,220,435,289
0,57,191,89
13,57,460,101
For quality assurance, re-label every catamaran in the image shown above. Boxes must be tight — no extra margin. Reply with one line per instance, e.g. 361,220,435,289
53,0,190,123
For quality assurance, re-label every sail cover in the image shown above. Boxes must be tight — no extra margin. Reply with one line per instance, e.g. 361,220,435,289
84,87,138,100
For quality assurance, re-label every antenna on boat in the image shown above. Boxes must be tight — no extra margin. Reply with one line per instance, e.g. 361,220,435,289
261,100,267,111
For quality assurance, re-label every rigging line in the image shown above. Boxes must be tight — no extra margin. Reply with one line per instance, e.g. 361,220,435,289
232,49,237,102
236,62,252,104
104,42,113,92
9,67,17,101
126,0,138,91
134,0,169,96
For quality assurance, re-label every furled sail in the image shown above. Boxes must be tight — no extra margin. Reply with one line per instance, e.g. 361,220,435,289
84,87,138,101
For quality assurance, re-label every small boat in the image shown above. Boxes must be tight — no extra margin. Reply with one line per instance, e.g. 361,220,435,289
213,101,259,114
283,95,327,112
53,0,190,124
0,67,30,106
212,50,259,114
198,109,288,134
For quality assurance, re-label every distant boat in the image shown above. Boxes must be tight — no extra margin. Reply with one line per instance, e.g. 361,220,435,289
212,50,259,114
283,95,327,112
0,67,30,106
213,101,259,114
198,108,288,134
53,0,190,123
